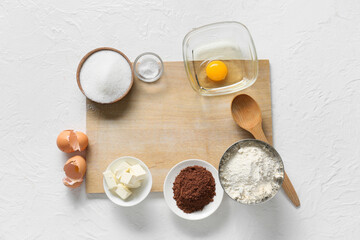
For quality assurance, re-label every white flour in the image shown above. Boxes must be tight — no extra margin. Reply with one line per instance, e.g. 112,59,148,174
80,50,132,104
220,142,284,204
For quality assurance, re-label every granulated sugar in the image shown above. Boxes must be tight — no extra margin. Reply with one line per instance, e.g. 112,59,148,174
219,142,284,204
80,50,132,103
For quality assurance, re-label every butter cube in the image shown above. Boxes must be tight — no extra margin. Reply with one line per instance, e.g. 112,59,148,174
130,164,147,181
120,172,137,187
125,180,141,189
110,161,130,174
115,171,123,181
115,184,132,200
114,162,131,180
119,172,142,188
103,170,117,190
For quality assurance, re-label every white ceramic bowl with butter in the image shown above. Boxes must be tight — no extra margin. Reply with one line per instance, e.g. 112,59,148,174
103,156,152,207
163,159,224,220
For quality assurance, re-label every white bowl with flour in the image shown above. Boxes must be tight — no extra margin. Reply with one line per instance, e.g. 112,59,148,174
77,47,134,104
219,139,285,205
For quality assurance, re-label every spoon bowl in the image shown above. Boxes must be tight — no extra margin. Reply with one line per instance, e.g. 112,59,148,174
231,94,262,131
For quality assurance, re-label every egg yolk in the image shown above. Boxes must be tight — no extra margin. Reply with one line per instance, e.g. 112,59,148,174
206,60,228,81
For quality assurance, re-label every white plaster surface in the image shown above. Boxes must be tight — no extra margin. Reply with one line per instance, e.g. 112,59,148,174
1,0,360,239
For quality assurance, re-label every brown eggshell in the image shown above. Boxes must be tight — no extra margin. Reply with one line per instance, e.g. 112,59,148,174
56,130,77,153
64,155,86,180
75,131,88,151
63,176,83,188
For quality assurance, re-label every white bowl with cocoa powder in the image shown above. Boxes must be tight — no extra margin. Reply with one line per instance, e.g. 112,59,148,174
163,159,224,220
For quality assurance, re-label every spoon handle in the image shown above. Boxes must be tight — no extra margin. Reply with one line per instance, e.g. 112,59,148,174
283,172,300,207
251,124,268,142
251,124,301,207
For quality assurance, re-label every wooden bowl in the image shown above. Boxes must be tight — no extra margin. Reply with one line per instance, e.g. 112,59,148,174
76,47,134,104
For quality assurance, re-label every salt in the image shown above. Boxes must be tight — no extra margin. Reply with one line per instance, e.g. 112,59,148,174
133,52,163,82
137,57,160,79
80,50,132,104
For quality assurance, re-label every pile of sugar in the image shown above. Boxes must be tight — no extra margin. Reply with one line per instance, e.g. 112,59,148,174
80,50,132,104
219,142,284,204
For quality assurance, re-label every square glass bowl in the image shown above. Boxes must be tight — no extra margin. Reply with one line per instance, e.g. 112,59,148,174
182,21,258,96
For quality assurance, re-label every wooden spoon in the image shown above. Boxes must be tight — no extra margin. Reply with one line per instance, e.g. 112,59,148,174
231,94,300,207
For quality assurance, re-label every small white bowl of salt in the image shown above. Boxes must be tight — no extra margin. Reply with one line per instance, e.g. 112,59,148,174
76,47,134,104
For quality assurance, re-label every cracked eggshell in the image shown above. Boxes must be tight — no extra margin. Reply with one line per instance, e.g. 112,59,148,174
56,130,88,153
63,176,84,188
63,155,86,180
75,131,88,151
56,130,77,153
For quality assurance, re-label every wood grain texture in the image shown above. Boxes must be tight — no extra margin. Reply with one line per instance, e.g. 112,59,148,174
86,60,272,193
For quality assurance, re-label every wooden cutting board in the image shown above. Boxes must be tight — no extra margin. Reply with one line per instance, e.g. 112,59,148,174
86,60,272,193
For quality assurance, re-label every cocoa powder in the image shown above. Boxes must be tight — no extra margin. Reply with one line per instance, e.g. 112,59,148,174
173,165,216,213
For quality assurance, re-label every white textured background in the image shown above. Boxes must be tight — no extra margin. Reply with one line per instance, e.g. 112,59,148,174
1,0,359,239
